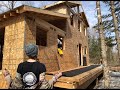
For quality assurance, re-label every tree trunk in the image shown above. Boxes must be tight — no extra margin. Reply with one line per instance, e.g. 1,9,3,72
110,1,120,65
96,1,110,89
11,1,14,10
107,46,113,66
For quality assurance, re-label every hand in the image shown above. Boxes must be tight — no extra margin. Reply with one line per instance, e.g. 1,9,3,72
39,72,45,82
53,72,62,82
2,69,12,87
54,72,62,78
2,68,10,77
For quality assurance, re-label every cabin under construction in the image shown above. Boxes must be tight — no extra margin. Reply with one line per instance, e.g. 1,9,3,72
0,1,103,89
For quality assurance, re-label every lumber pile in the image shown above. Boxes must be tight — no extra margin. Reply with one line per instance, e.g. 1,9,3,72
45,65,103,89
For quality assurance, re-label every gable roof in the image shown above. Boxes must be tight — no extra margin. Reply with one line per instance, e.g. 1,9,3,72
80,12,89,27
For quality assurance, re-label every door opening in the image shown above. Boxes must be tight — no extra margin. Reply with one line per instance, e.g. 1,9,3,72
0,28,5,70
78,44,82,66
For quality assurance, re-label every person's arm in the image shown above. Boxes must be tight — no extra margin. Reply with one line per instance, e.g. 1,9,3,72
2,68,12,87
16,63,22,79
39,72,46,82
39,64,46,82
8,64,23,89
52,72,62,83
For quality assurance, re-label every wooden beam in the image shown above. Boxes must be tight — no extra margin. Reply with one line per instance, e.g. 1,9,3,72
10,11,18,16
46,66,86,75
46,66,103,89
45,75,76,83
54,81,74,89
77,5,80,13
3,15,7,19
65,2,88,27
72,66,103,89
15,6,25,14
0,16,2,21
16,9,19,13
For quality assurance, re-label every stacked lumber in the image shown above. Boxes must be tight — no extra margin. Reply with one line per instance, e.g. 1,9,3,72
45,65,103,89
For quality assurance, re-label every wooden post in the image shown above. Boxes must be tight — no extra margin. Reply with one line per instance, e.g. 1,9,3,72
77,5,80,13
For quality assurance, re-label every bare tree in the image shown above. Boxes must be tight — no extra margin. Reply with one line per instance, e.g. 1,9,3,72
0,1,17,10
96,1,110,89
0,1,38,13
0,1,18,14
110,1,120,65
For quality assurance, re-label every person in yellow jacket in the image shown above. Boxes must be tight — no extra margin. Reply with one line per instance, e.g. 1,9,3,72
57,38,63,56
58,47,63,56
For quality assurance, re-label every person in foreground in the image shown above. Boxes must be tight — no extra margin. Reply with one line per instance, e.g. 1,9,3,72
2,43,62,89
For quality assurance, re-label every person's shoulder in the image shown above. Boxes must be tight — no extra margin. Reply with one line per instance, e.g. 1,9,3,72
36,61,45,66
36,61,46,72
17,61,25,69
36,61,46,68
18,61,27,66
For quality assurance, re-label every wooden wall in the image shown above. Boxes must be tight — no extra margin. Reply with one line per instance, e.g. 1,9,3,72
0,11,89,74
2,15,25,78
24,12,89,71
24,14,60,72
46,4,69,15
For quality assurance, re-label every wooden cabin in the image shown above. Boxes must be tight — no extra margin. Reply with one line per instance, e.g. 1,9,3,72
0,1,91,88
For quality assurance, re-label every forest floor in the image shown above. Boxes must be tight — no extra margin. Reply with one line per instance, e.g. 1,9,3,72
94,71,120,89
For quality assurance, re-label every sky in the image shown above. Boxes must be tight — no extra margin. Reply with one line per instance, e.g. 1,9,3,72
81,1,111,37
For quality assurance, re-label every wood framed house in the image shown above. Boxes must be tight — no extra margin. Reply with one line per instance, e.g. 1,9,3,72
0,2,90,87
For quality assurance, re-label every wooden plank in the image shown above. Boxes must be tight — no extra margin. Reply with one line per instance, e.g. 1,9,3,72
45,66,103,89
3,15,7,18
46,66,86,74
78,70,102,89
54,81,74,89
77,5,80,13
66,3,89,27
0,6,23,21
45,75,76,89
16,9,19,13
45,75,76,83
72,66,103,89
